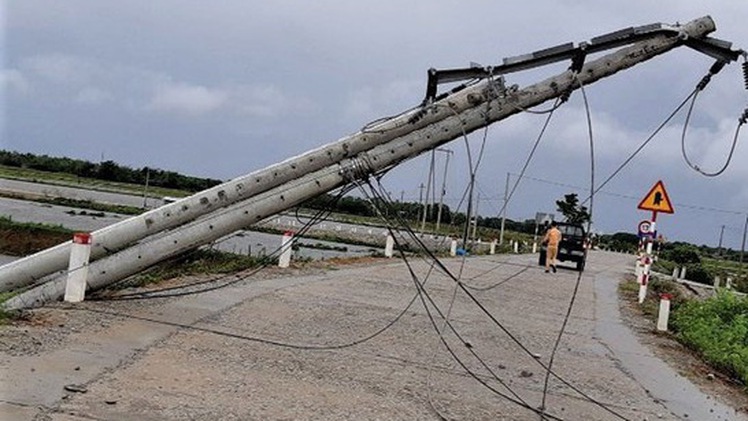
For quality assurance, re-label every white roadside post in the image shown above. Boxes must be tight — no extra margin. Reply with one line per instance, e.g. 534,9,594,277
449,239,457,257
63,233,92,303
384,234,395,258
489,239,497,255
278,231,294,268
656,293,672,331
513,241,519,254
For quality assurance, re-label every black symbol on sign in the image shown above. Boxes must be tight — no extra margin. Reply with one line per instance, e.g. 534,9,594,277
653,192,663,206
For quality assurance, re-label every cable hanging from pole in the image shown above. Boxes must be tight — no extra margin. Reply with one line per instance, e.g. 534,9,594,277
680,59,745,177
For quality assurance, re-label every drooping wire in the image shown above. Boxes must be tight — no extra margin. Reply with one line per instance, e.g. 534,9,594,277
540,73,594,417
355,179,561,420
64,284,420,352
94,184,357,301
58,189,432,354
463,265,530,291
365,178,630,421
497,97,562,220
582,87,698,205
424,95,512,419
680,65,744,177
363,177,545,408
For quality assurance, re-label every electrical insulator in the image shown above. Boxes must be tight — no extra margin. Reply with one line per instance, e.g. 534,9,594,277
743,61,748,90
696,74,711,91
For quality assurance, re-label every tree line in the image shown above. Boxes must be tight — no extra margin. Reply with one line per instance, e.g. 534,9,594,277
0,150,223,192
301,193,541,234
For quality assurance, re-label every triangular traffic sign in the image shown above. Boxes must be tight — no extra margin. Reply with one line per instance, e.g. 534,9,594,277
638,180,674,213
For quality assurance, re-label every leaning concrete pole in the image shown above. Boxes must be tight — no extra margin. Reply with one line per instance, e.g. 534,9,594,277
4,16,718,309
0,92,465,292
1,17,718,294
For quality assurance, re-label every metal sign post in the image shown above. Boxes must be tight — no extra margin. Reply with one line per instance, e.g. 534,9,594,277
636,181,674,304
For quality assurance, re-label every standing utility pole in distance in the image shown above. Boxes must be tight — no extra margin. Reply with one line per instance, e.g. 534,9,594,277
740,215,748,277
499,172,510,245
435,148,453,232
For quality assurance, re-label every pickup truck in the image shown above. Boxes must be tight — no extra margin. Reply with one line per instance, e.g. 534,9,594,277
538,222,588,271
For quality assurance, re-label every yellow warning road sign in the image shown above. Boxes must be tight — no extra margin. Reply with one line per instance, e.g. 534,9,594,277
638,180,674,213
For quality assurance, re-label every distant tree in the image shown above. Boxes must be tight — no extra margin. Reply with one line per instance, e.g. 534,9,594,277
555,193,590,224
662,244,701,265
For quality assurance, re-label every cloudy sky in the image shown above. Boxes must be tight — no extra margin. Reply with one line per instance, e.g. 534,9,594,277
3,1,748,249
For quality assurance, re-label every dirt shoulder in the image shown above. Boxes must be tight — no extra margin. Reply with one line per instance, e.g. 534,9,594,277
617,278,748,414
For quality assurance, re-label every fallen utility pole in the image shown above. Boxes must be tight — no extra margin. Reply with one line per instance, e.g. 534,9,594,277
3,16,742,307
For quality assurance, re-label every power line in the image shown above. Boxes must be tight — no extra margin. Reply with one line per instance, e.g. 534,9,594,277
362,178,630,420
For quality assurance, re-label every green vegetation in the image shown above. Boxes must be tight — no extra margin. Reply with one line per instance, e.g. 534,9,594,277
121,249,274,289
0,150,221,194
671,290,748,385
301,193,540,242
600,229,748,293
0,292,21,325
623,275,748,387
555,193,591,224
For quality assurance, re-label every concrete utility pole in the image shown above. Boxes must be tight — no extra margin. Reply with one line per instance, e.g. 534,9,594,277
471,192,481,242
740,215,748,277
420,151,436,233
499,172,510,245
2,16,732,306
141,167,151,209
435,148,452,231
718,224,725,256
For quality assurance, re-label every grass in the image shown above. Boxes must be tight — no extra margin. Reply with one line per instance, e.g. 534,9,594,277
119,248,275,289
0,292,20,325
671,290,748,385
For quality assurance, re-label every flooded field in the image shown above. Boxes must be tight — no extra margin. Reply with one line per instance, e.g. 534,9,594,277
0,196,384,261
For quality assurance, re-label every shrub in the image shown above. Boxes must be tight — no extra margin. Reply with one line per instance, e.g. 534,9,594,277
671,290,748,384
684,263,713,285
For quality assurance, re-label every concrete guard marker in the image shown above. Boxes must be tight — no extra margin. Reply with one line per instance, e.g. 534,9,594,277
657,293,673,331
278,231,294,268
384,234,394,258
64,233,92,303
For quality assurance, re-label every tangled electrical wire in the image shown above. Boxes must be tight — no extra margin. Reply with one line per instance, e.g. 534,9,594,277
354,175,631,421
680,58,748,177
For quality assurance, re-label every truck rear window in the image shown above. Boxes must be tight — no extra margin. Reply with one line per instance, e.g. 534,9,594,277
559,225,584,237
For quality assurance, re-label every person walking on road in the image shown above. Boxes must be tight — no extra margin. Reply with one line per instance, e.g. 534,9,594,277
543,221,562,273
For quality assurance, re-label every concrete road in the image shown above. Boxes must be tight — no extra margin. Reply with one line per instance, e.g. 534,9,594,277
0,178,151,208
1,251,744,420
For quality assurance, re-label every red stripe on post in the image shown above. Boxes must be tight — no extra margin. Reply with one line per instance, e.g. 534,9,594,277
73,233,92,245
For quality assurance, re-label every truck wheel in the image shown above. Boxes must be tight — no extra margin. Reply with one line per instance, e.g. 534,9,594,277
576,260,585,272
